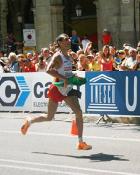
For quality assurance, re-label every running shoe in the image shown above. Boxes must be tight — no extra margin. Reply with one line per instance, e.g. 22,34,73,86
21,120,30,135
77,142,92,150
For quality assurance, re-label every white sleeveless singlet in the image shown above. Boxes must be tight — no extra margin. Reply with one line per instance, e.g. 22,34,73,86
56,52,73,96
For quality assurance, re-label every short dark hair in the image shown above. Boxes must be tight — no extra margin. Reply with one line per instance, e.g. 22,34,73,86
56,33,69,44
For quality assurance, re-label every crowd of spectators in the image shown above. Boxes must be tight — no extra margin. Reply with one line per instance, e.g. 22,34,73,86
0,31,140,73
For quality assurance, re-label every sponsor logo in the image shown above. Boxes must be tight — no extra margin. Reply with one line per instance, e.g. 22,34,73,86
0,76,30,106
87,74,119,112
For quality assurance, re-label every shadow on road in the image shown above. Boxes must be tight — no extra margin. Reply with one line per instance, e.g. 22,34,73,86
32,152,129,162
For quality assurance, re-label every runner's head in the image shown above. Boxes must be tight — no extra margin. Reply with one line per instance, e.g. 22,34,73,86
56,33,71,50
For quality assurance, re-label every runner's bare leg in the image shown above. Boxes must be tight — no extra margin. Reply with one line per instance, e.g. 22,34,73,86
64,96,83,137
31,98,58,124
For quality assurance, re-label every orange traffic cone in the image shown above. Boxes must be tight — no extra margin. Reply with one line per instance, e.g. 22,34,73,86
71,120,78,135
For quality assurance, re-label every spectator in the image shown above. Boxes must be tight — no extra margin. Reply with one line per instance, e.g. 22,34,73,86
6,52,19,72
109,46,116,58
0,57,7,73
35,55,47,72
81,34,91,51
69,51,78,60
123,46,131,59
22,58,36,72
17,54,26,72
69,51,78,71
87,54,101,71
99,45,114,71
76,49,84,57
77,54,89,71
102,29,112,46
32,51,39,64
120,48,138,71
41,47,52,67
114,50,126,70
136,53,140,70
123,43,131,48
84,42,94,55
136,41,140,54
70,30,81,53
26,52,33,61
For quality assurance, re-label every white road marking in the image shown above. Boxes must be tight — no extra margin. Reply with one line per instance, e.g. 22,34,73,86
0,164,87,175
0,130,140,143
0,158,139,175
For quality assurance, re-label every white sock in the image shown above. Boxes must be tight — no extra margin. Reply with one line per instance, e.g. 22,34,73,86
27,117,32,125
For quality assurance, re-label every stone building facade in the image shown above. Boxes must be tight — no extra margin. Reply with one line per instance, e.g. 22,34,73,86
0,0,139,51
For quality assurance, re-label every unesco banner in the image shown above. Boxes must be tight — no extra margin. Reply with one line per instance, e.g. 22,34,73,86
86,71,140,115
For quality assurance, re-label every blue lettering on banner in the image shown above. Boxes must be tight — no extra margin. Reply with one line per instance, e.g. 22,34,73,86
0,76,30,107
85,71,140,115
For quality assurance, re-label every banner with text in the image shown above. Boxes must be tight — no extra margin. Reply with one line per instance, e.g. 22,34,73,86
0,72,85,113
86,71,140,115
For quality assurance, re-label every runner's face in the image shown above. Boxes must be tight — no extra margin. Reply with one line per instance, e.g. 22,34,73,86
60,37,71,50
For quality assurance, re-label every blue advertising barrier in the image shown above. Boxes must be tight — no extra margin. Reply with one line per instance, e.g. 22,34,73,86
86,71,140,115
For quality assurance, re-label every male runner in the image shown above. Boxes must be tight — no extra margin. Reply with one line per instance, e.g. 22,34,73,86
21,33,92,150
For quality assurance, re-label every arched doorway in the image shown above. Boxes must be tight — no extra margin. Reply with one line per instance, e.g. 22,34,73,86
63,0,97,48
